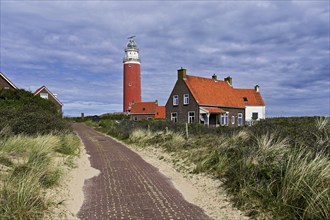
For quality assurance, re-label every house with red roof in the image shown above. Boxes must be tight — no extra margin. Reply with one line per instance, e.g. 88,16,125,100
0,72,17,90
165,68,265,127
129,100,166,120
34,85,63,114
128,100,165,121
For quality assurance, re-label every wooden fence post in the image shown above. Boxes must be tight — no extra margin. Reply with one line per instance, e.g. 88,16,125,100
165,126,168,134
185,123,189,139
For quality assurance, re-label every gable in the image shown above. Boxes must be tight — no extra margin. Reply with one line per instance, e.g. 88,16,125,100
34,86,63,106
0,72,17,90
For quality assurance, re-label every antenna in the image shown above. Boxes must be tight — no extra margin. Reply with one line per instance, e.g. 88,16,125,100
128,35,136,39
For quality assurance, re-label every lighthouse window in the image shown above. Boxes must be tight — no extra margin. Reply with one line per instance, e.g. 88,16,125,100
173,95,179,106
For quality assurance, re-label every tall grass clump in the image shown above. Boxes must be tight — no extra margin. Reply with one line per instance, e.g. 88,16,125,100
0,132,80,219
278,149,330,219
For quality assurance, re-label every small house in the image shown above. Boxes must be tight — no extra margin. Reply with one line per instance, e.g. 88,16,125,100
129,100,166,120
34,85,63,113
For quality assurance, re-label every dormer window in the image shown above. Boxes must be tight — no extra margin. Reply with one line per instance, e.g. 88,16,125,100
243,97,248,102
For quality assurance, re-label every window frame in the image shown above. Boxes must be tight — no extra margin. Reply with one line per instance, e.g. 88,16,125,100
173,95,179,106
188,111,195,123
171,112,178,123
221,112,229,126
40,93,49,100
183,94,189,105
238,113,243,126
252,112,259,120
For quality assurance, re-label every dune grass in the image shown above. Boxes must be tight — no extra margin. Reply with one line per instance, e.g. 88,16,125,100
0,131,80,220
98,117,329,219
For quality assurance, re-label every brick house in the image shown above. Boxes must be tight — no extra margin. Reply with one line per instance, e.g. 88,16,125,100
165,68,265,127
129,100,165,120
0,72,17,90
34,85,63,113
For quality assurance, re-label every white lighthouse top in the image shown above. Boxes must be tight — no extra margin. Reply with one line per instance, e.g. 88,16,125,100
124,36,140,64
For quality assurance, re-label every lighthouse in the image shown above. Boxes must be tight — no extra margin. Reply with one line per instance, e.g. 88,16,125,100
123,36,141,112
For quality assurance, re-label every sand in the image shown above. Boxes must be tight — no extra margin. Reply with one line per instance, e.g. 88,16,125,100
50,144,100,220
55,133,248,220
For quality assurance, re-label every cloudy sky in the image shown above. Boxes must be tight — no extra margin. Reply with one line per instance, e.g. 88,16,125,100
1,0,329,117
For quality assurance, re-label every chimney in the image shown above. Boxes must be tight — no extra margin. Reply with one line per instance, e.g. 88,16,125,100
255,85,260,92
212,74,217,80
155,100,158,105
178,68,187,80
224,76,232,86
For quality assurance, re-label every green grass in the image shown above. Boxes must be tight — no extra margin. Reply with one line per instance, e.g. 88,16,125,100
0,132,80,220
94,116,330,219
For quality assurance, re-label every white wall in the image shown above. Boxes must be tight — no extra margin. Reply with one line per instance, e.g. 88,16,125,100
245,106,266,121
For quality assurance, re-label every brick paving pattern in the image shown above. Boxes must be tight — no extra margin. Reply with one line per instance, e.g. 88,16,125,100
73,123,212,220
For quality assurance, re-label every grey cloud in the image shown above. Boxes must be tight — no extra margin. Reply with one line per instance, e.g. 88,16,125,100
1,1,329,116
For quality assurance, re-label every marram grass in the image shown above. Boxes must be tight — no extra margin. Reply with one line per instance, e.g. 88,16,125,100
114,117,330,219
0,132,80,220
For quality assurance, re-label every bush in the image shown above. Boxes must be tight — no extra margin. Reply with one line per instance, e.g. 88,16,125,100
0,89,70,135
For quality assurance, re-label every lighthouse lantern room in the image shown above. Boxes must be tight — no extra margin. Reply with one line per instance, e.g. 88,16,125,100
123,36,141,112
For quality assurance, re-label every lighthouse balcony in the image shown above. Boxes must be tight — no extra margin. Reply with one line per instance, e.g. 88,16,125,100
123,58,141,63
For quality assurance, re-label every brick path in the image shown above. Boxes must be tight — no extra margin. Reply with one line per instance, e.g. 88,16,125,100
73,123,212,220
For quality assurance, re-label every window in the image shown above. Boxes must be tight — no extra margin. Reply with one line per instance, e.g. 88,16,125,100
171,112,178,123
134,116,137,121
238,113,243,126
40,93,48,99
142,107,146,111
252,112,258,120
243,97,248,102
183,94,189,105
188,111,195,123
221,112,229,126
231,116,235,125
173,95,179,106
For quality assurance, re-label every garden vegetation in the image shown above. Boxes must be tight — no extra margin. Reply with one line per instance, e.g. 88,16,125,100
89,116,329,220
0,89,80,220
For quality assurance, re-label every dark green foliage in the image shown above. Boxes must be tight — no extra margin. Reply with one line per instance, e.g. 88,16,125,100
0,89,70,135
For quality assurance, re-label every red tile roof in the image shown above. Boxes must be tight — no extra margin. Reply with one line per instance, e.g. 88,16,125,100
234,89,265,106
130,102,157,114
184,75,264,108
184,75,245,108
201,107,225,113
155,106,166,118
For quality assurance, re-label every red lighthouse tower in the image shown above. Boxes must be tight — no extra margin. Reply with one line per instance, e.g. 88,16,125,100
123,36,141,112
